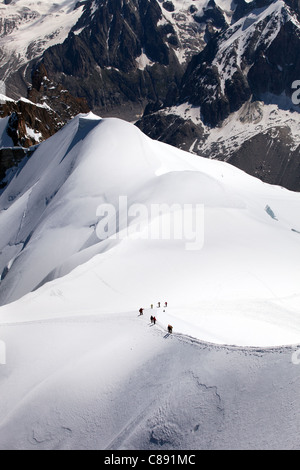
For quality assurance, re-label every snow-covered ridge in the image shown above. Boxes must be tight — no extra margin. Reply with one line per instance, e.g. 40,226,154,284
0,113,300,348
0,94,52,110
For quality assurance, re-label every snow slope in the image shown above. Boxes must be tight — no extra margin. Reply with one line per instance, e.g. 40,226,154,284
0,113,300,347
0,310,299,450
0,113,300,450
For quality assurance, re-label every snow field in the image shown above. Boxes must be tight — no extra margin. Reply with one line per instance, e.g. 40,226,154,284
0,309,299,449
0,114,299,348
0,113,300,449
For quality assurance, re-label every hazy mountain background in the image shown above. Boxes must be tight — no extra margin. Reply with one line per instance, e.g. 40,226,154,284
0,0,299,191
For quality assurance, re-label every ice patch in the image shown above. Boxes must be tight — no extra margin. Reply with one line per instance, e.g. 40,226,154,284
265,205,278,221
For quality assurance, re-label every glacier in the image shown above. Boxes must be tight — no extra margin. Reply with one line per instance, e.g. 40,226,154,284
0,113,300,449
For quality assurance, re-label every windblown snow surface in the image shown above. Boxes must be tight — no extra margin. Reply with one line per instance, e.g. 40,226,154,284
0,113,300,449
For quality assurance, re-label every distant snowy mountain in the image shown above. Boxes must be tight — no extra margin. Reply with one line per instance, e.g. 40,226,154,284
137,98,300,191
0,0,85,96
179,0,300,126
137,0,300,191
0,0,236,115
0,1,90,151
0,113,300,348
1,0,300,189
1,1,300,452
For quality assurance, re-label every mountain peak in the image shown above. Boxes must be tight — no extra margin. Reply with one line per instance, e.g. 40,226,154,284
0,115,299,349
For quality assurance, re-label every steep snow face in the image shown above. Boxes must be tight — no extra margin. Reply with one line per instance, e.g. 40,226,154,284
0,113,300,347
0,0,84,80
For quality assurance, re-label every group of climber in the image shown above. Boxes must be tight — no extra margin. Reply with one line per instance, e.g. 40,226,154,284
151,302,167,309
138,302,173,334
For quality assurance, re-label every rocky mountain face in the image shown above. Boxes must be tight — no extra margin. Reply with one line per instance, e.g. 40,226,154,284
0,64,89,192
0,146,34,194
0,0,90,190
0,0,85,98
178,0,300,126
36,0,220,119
0,0,299,191
0,0,232,120
136,0,300,191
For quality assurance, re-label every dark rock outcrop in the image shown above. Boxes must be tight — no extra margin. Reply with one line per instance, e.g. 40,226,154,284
33,0,185,118
136,0,300,191
1,0,300,194
248,20,300,99
0,99,57,148
228,127,300,191
0,147,34,193
136,100,300,191
136,112,204,152
0,64,89,148
175,0,300,127
28,63,90,123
